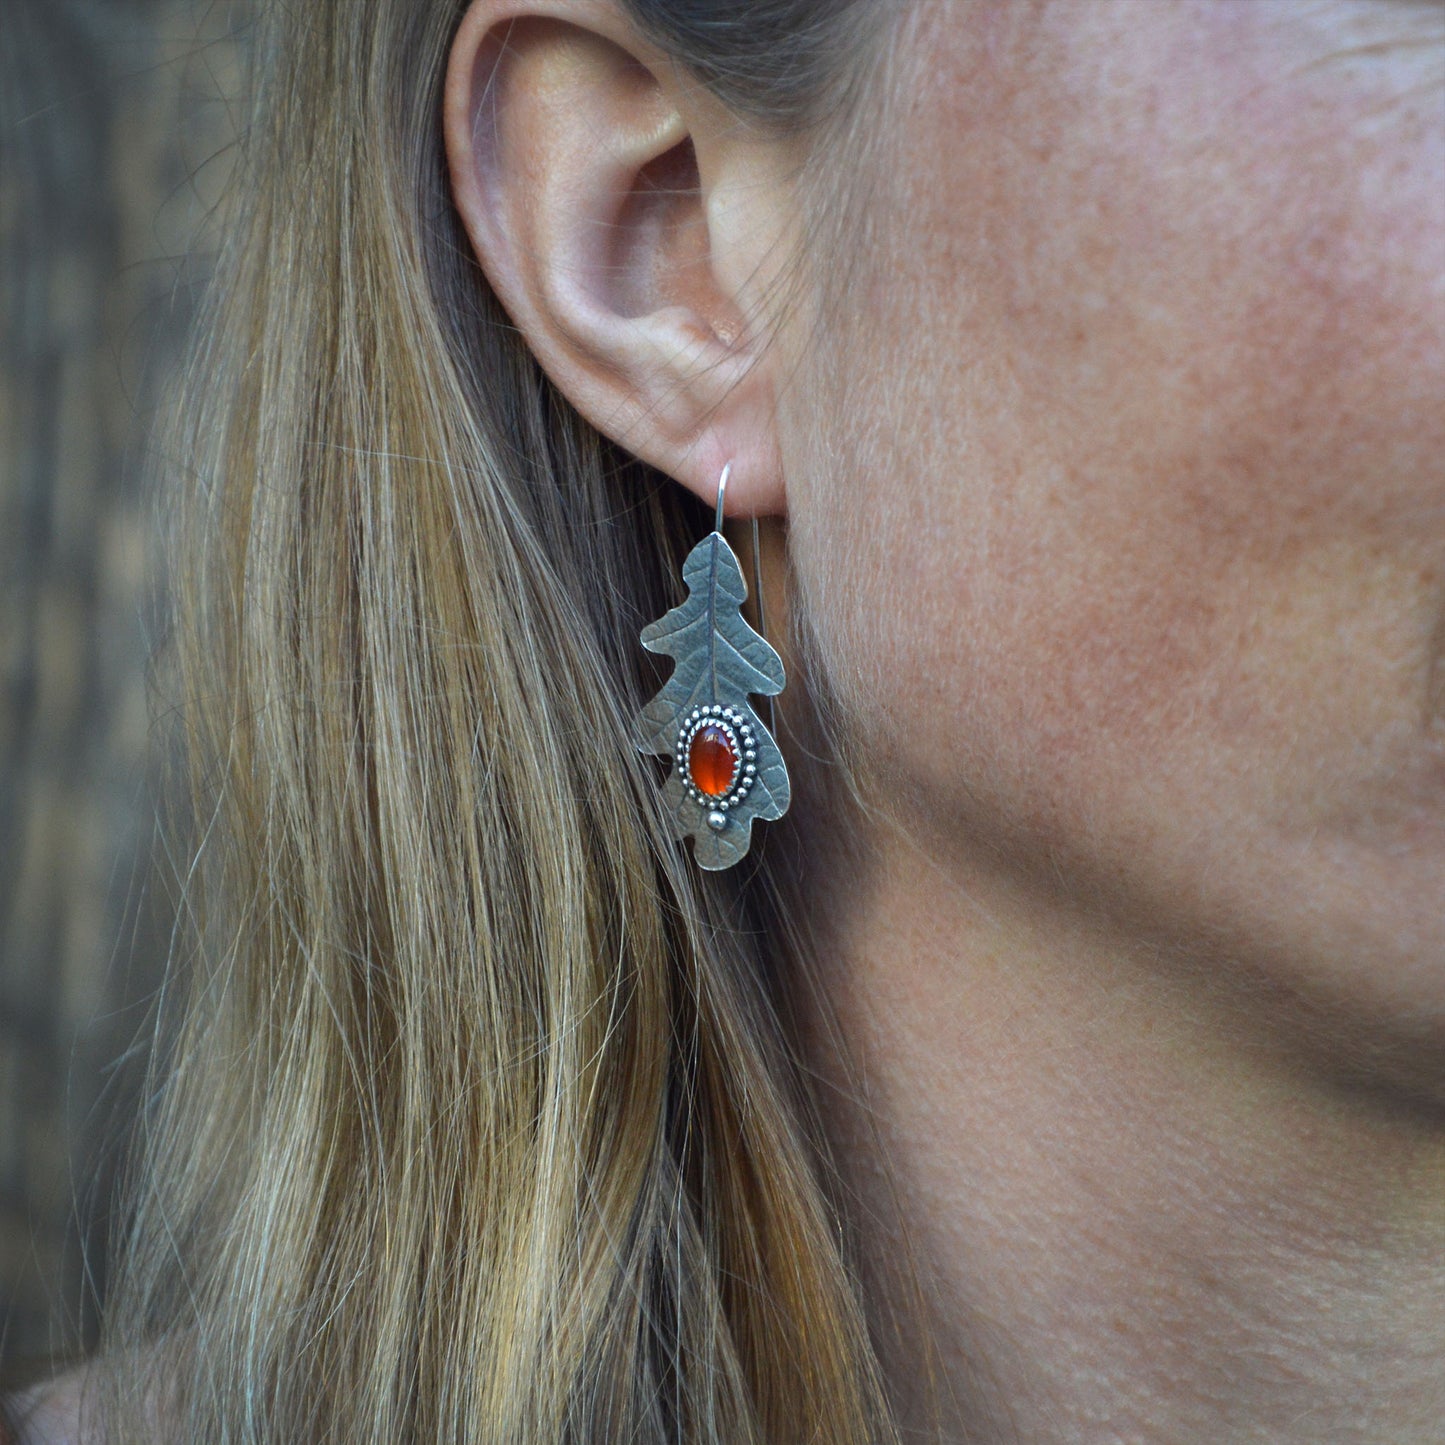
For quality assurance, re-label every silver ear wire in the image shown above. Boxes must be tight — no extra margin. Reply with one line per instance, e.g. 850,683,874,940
715,460,730,533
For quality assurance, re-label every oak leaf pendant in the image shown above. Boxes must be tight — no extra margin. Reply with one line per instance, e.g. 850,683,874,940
634,529,790,870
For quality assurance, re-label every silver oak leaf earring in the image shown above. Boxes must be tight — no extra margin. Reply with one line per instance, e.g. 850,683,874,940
634,464,791,870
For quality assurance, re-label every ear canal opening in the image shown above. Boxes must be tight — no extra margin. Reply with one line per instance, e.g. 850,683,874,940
608,135,709,322
637,132,701,201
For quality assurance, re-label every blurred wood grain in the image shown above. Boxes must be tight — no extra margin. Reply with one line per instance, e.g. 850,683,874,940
0,0,247,1365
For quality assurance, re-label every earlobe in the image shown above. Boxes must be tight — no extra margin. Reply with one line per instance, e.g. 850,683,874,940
443,1,786,516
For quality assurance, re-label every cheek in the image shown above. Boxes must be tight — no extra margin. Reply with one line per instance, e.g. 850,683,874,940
783,0,1445,990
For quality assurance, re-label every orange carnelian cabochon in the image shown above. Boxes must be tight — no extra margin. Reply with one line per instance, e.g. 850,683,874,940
689,724,738,798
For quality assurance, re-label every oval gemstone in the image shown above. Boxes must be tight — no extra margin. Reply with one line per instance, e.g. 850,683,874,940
688,723,739,798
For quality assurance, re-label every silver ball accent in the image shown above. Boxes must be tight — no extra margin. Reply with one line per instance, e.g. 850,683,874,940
707,811,728,831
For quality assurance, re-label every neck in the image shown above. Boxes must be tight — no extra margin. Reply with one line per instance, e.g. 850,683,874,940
795,813,1445,1444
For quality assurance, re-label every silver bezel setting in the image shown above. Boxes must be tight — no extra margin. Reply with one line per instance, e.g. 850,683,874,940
676,704,759,813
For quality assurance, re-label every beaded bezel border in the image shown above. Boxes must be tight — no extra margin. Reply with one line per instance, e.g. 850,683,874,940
675,704,760,817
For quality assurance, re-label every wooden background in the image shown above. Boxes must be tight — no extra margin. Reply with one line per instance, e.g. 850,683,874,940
0,0,246,1367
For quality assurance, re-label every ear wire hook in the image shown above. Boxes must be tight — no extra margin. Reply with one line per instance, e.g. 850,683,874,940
714,460,730,534
714,463,776,743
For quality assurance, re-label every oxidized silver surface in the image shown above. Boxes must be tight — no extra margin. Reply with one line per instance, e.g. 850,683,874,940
634,530,790,870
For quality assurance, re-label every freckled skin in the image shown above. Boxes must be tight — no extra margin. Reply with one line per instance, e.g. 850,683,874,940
763,5,1445,1437
783,0,1445,1059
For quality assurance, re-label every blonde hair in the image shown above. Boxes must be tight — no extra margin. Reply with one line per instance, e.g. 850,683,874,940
99,0,899,1439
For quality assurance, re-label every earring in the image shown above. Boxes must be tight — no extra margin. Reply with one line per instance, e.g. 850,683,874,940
634,464,791,871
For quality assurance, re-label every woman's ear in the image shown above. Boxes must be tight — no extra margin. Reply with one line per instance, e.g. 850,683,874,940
444,1,791,516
